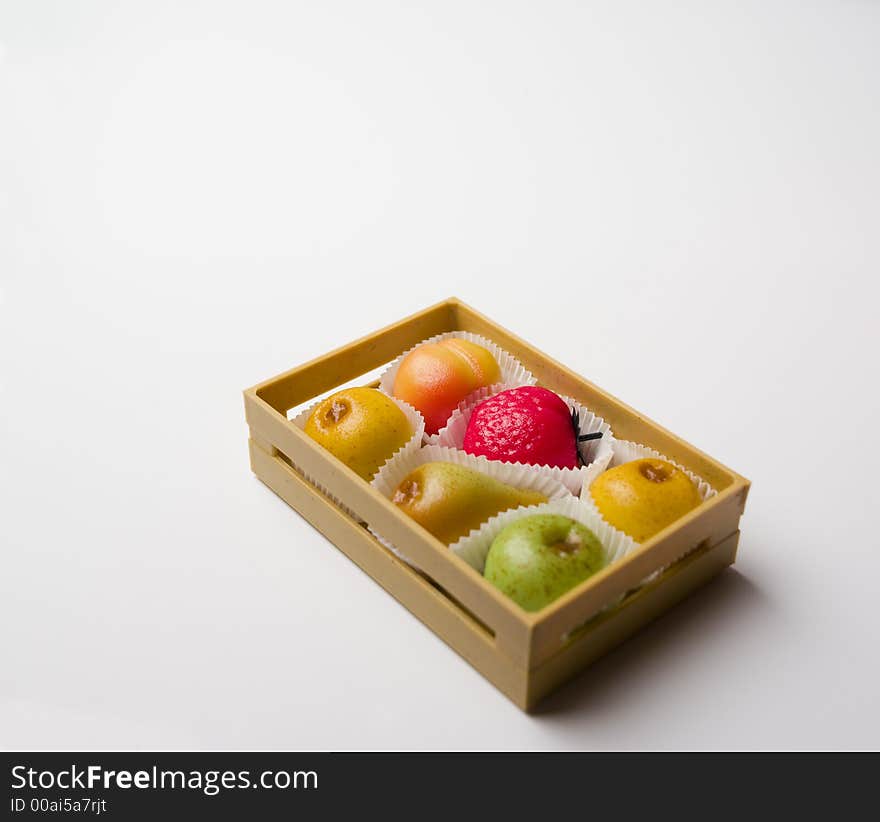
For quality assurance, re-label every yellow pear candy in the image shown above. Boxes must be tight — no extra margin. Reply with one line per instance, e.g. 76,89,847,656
589,458,702,542
304,387,412,481
391,462,547,545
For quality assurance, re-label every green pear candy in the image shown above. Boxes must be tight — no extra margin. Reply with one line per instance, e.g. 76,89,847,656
391,462,547,545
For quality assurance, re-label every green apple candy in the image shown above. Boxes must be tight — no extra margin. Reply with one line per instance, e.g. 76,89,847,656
484,514,606,612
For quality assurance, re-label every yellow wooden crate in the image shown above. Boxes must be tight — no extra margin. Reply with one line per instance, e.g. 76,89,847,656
243,298,750,710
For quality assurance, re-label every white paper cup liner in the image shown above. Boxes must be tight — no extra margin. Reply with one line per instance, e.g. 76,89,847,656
377,331,536,441
370,443,573,565
434,384,614,495
450,496,638,592
290,392,425,521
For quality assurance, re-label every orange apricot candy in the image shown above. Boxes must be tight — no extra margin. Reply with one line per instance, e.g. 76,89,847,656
392,338,501,434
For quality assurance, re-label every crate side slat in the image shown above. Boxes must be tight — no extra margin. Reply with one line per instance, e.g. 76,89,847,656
528,483,747,667
249,438,530,708
524,531,740,710
245,397,535,664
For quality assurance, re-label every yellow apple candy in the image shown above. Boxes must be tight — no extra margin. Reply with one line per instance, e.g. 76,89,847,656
589,458,702,542
304,387,413,481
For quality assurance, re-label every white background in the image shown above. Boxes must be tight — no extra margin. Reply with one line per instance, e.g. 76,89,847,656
2,1,878,750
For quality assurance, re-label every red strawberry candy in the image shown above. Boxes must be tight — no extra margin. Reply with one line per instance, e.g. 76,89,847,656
463,386,578,469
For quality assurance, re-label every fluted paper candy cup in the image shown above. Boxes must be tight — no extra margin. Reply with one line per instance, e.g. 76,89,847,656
370,444,573,565
290,392,425,522
435,384,614,495
377,331,536,442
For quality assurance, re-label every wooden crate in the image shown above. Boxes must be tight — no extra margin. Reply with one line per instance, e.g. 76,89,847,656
243,298,750,711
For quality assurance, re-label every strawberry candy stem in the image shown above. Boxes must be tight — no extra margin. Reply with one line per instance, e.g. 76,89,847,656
571,409,603,467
